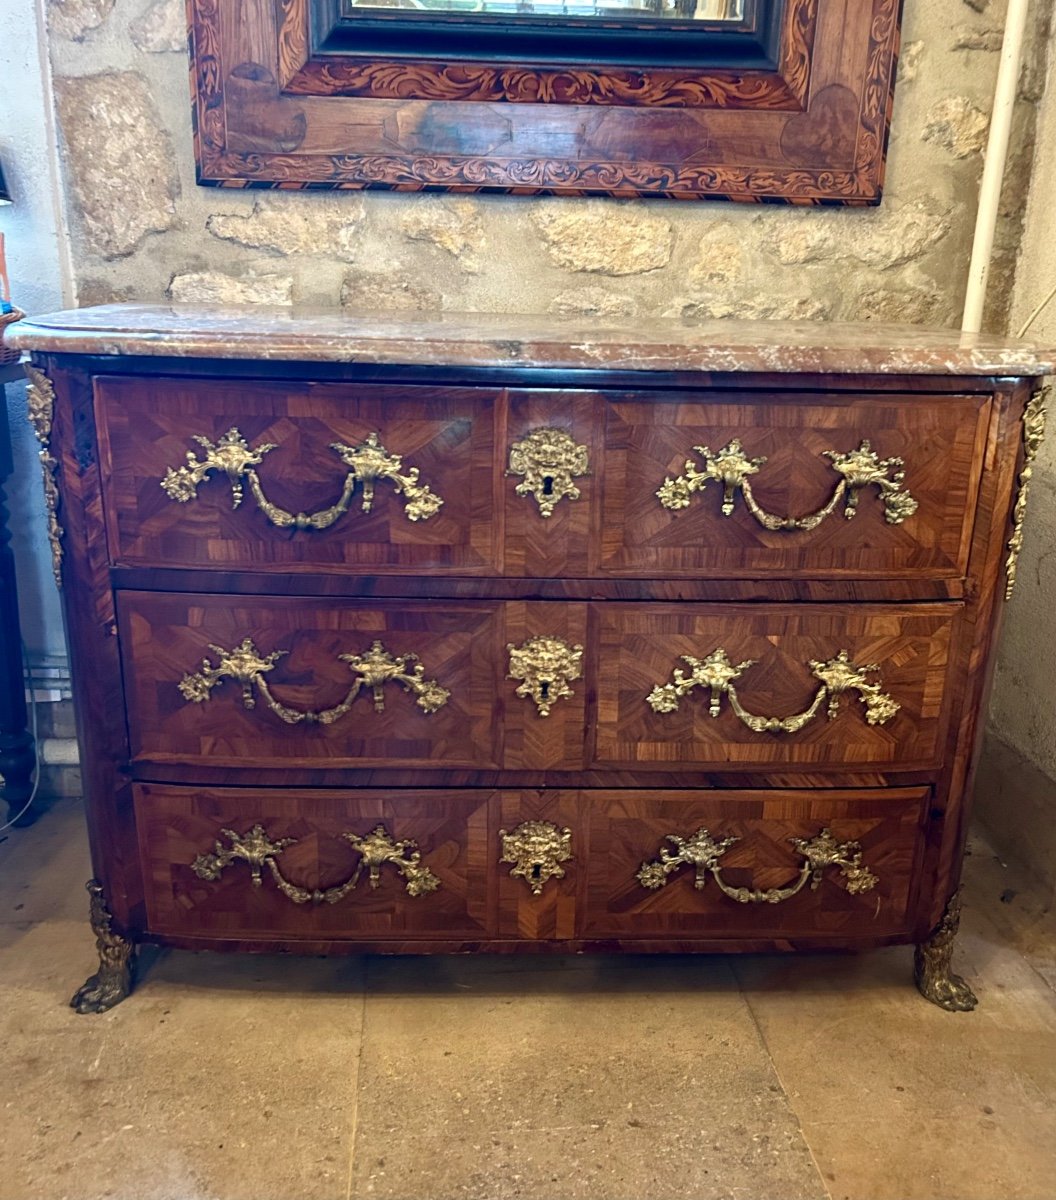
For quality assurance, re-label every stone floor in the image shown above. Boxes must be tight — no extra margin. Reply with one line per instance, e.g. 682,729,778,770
1,800,1055,1200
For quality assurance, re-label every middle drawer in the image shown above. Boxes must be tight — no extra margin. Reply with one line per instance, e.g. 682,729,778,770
119,593,960,775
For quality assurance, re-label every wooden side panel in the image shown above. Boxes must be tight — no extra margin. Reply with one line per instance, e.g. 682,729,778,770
95,376,500,574
582,787,928,939
135,784,492,938
597,392,989,580
594,603,959,771
119,593,504,770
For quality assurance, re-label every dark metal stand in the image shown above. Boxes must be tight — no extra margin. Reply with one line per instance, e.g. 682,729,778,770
0,361,38,827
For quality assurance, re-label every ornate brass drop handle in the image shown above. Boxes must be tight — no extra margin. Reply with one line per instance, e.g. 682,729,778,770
637,827,878,904
657,438,918,529
192,824,441,901
160,428,443,528
178,637,451,723
646,646,899,733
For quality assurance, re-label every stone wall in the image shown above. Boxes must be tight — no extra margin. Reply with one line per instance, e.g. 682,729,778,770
43,0,1050,329
975,11,1056,898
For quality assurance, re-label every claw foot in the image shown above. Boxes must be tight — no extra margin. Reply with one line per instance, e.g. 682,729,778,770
71,880,136,1015
914,891,978,1013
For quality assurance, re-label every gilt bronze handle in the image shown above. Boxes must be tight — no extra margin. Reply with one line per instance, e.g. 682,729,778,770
646,646,899,733
637,827,878,903
192,824,441,901
178,637,450,723
657,438,917,529
160,428,443,528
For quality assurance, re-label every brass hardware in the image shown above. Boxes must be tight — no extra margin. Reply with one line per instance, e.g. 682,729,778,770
914,891,978,1012
647,646,899,732
192,823,441,901
70,880,136,1014
506,427,589,517
499,821,573,895
1005,387,1048,600
506,635,583,717
637,827,878,903
24,365,64,588
178,637,450,722
657,438,918,529
160,428,443,527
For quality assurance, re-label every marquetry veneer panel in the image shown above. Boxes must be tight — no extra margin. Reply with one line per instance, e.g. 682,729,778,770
136,784,491,939
96,376,499,574
596,392,990,580
580,787,928,939
594,603,959,771
119,593,504,771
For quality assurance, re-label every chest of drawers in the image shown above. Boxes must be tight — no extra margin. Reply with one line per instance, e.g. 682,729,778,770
11,305,1052,1014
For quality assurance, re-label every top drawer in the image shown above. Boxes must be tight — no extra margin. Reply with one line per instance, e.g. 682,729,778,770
95,376,990,582
593,390,990,581
95,376,500,575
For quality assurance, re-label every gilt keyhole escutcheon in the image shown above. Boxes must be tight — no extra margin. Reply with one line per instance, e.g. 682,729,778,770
499,822,574,895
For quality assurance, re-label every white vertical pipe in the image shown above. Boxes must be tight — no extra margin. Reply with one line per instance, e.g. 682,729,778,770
962,0,1032,334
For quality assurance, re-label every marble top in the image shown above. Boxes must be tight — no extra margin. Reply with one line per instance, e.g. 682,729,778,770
9,303,1056,376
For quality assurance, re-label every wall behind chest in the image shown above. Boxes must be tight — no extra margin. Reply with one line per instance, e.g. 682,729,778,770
41,0,1049,329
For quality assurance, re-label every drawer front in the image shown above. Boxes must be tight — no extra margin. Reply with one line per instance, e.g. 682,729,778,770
580,788,927,939
120,593,505,771
119,593,590,772
594,603,958,771
135,784,491,939
596,391,989,579
96,376,499,573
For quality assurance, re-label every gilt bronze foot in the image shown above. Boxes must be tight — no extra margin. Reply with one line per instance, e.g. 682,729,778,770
914,891,978,1012
70,880,136,1014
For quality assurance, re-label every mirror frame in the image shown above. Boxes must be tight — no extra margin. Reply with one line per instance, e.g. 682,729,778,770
188,0,903,202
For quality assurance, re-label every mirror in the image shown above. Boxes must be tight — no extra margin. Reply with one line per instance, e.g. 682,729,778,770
191,0,903,202
342,0,746,21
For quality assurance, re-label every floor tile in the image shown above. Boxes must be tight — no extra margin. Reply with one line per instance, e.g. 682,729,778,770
0,920,365,1200
351,954,827,1199
0,798,91,925
353,1121,825,1200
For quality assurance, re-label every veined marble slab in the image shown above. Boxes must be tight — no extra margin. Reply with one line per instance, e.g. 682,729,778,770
9,303,1056,376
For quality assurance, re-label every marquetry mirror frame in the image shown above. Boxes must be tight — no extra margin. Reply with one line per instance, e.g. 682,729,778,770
188,0,903,201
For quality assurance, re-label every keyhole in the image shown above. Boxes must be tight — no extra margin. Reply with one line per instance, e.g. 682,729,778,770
531,863,543,881
542,475,554,496
539,680,551,701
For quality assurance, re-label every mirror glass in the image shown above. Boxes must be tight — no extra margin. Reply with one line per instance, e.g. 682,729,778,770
342,0,745,22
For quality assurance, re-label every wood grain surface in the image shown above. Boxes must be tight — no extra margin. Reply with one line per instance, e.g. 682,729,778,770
188,0,902,200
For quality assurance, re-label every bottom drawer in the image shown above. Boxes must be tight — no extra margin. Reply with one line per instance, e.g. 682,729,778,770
580,787,928,940
134,784,928,945
135,784,491,939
